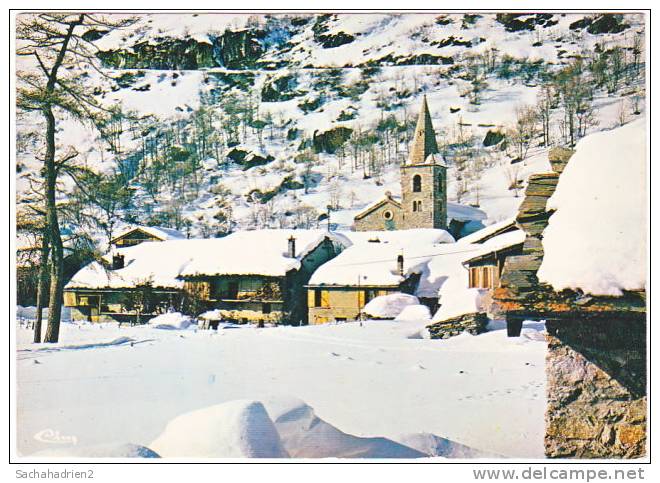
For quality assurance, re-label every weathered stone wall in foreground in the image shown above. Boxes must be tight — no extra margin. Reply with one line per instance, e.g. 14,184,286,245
545,316,647,459
427,312,488,339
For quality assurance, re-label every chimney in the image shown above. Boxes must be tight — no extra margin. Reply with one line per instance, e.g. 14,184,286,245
288,235,296,258
112,253,125,270
397,253,404,276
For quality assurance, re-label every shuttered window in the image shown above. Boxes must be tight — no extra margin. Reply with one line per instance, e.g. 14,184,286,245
468,266,498,289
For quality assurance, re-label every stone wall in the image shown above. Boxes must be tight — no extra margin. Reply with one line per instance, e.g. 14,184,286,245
353,199,403,231
545,315,647,458
400,164,447,230
426,312,488,339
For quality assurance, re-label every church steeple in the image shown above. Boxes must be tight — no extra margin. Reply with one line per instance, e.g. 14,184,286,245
408,95,439,165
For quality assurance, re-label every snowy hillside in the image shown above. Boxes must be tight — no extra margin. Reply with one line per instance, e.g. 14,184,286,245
16,12,646,242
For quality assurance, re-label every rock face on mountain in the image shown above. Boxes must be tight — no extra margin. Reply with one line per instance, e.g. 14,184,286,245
216,29,265,69
98,28,266,70
98,37,215,70
492,148,647,459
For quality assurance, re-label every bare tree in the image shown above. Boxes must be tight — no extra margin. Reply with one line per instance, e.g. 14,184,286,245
507,105,538,161
16,13,136,342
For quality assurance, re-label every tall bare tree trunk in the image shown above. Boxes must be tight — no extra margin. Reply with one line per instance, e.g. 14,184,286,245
33,231,50,343
43,107,65,343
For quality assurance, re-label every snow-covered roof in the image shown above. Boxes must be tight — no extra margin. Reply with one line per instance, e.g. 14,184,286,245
112,225,186,243
309,229,454,287
179,229,349,278
461,229,526,265
66,239,202,290
67,229,350,290
538,119,647,296
457,217,518,245
447,202,487,223
426,247,488,322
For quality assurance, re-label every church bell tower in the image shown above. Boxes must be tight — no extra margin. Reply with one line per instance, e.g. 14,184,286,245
400,95,447,229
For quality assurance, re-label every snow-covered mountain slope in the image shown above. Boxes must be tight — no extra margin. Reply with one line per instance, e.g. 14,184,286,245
15,12,646,242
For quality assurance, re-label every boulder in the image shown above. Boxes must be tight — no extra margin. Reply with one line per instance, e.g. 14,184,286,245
312,126,353,154
483,129,506,147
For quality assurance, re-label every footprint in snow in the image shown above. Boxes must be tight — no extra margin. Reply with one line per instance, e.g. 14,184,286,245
329,352,340,357
344,356,354,361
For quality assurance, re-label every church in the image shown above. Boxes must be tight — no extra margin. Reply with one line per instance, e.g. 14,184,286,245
353,96,478,237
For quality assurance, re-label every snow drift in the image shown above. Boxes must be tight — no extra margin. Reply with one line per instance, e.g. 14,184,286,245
149,400,288,458
263,397,424,458
148,312,194,330
363,293,419,319
395,304,431,322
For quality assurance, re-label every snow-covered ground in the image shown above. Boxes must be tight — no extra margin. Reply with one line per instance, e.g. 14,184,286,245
16,318,546,458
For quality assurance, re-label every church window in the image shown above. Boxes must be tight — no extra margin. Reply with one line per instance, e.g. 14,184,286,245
383,210,393,220
413,201,423,212
412,175,422,192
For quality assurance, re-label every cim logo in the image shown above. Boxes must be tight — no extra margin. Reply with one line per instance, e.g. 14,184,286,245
33,429,77,445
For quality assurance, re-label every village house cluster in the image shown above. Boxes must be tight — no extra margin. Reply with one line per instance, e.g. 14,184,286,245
62,98,531,336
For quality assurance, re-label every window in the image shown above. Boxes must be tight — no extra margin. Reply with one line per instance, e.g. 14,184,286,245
412,200,422,212
468,266,497,289
383,210,393,220
227,281,239,299
412,175,422,192
314,289,330,308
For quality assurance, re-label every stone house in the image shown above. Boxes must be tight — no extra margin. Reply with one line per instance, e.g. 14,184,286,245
64,238,194,323
493,132,646,458
179,230,347,327
353,96,486,238
110,225,186,248
461,219,525,292
64,229,347,325
424,223,526,339
306,229,454,324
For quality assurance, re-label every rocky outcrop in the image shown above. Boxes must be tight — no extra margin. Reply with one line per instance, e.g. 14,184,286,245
312,14,355,49
261,74,299,102
317,31,355,48
426,312,488,339
98,28,265,70
495,14,557,33
98,37,215,70
226,147,274,170
483,130,505,147
569,14,629,34
216,29,265,68
312,126,353,154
